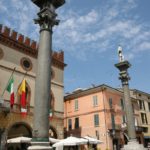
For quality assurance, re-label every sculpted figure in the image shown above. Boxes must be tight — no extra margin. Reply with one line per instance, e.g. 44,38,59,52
118,46,124,62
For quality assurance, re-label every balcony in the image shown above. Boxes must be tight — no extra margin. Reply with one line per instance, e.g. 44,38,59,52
108,124,121,131
135,126,144,132
0,99,10,115
64,127,82,138
0,99,33,115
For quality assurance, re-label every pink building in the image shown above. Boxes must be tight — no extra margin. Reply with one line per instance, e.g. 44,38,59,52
64,84,144,150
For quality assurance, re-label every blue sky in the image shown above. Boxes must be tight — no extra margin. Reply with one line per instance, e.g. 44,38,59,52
0,0,150,93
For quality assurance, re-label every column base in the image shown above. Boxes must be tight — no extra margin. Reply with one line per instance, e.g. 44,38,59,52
121,140,147,150
28,142,52,150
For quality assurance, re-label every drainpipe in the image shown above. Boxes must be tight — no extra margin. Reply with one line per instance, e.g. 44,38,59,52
102,88,109,149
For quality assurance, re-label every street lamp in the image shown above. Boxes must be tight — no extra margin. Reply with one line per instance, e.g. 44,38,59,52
115,46,146,150
29,0,65,149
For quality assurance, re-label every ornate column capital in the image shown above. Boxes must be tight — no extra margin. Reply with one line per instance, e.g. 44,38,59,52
34,5,59,31
115,60,131,85
119,71,130,85
32,0,65,31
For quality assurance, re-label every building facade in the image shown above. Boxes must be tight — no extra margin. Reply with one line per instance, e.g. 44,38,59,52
0,25,65,149
130,89,150,147
64,84,144,150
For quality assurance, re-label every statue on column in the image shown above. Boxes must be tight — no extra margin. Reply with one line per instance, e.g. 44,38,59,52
118,45,124,62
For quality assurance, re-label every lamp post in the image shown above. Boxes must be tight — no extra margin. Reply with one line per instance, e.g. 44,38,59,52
29,0,65,149
115,46,146,150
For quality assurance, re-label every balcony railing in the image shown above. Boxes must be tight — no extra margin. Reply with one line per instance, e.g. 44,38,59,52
0,98,10,114
0,99,33,115
64,127,82,138
108,124,121,131
135,126,145,132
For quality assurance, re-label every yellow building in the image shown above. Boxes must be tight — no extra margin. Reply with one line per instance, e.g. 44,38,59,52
0,25,66,149
130,89,150,147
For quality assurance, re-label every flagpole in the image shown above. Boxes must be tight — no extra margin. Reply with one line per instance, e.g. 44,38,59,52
1,67,16,97
20,71,28,83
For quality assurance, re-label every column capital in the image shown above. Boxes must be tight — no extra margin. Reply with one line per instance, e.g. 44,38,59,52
32,0,65,31
34,5,59,31
119,71,130,85
115,60,131,85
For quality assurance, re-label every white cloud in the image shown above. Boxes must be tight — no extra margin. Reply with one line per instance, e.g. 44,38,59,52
138,42,150,51
53,0,150,61
78,10,98,24
1,0,150,61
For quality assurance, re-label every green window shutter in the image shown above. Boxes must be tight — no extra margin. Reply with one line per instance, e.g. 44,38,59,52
111,114,115,129
68,119,72,130
94,114,99,126
109,98,113,108
75,99,78,111
120,98,124,110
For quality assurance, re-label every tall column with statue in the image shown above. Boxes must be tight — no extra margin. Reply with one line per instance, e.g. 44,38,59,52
115,46,147,150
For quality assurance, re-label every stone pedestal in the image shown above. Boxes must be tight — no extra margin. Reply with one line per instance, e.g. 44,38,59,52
28,142,52,150
121,140,147,150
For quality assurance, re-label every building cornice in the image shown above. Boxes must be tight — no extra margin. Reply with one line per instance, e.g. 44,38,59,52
131,89,150,98
64,84,123,101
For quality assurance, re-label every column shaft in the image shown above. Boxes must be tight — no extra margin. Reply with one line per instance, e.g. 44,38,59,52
33,29,52,140
123,84,136,140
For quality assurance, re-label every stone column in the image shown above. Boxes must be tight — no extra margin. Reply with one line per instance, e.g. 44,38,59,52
0,128,6,150
115,61,147,150
28,0,65,150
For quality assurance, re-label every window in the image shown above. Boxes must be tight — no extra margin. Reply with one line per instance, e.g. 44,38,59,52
75,117,79,129
0,47,4,59
135,117,138,126
95,130,99,139
109,98,113,109
111,114,115,129
132,104,135,113
120,98,124,110
122,115,126,123
148,102,150,112
93,95,98,107
94,114,99,127
143,127,148,133
68,119,72,130
141,113,148,124
74,99,78,111
20,57,32,71
139,100,145,110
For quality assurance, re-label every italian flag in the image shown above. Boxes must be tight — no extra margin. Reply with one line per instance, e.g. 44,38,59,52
18,79,27,115
6,76,15,108
49,109,53,120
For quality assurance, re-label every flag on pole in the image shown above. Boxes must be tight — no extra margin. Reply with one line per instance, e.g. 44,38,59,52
49,109,53,120
18,79,27,115
6,76,15,108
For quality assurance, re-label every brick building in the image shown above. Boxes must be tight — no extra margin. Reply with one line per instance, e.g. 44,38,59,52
64,84,144,150
0,25,66,149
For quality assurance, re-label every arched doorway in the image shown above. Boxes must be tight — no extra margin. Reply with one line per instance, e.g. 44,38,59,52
7,122,32,150
7,122,32,139
49,126,57,138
